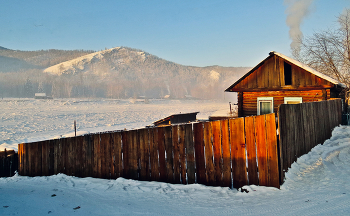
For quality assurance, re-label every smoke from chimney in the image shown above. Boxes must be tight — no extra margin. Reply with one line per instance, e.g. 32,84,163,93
284,0,314,56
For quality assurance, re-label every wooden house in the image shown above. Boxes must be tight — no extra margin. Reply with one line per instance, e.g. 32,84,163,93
225,51,346,117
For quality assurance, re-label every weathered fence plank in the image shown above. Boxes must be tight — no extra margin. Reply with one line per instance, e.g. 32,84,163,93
18,144,23,175
112,132,122,178
41,141,49,176
172,125,181,184
122,131,129,178
150,128,159,181
85,134,93,177
49,140,54,176
193,122,206,185
255,115,268,186
185,124,196,184
76,136,84,177
157,127,167,182
212,121,222,185
230,118,247,188
245,116,259,185
164,126,174,183
204,122,215,186
178,125,187,184
139,128,149,180
128,130,138,180
221,120,231,188
265,113,279,188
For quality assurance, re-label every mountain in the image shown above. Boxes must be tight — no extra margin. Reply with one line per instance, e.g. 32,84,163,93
0,46,10,50
0,46,250,99
0,48,94,71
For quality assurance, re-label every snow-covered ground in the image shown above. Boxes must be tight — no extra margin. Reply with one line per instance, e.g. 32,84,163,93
0,98,231,151
1,98,350,215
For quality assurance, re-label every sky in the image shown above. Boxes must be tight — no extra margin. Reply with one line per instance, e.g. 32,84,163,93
1,0,349,67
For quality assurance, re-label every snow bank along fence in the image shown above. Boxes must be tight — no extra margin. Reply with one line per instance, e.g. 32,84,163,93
278,99,342,182
17,113,280,189
0,149,18,177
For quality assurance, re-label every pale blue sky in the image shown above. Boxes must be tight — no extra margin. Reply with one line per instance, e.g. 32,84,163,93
1,0,349,67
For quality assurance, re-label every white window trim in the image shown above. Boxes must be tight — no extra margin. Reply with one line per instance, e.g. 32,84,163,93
284,97,302,104
257,97,274,115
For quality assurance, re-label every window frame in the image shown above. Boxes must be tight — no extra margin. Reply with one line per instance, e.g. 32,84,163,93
257,97,274,115
284,97,302,104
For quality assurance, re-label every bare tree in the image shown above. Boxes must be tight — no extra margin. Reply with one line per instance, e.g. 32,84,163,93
295,9,350,86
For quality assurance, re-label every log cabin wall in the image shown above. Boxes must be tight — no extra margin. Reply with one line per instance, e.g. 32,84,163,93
240,90,330,117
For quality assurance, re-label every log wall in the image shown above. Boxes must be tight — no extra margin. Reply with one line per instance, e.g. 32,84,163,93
240,90,330,117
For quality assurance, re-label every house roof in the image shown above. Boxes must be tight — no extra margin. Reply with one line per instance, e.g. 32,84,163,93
152,112,199,126
225,51,346,92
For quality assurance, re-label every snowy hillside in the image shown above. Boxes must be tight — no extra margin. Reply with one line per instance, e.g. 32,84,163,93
43,47,147,76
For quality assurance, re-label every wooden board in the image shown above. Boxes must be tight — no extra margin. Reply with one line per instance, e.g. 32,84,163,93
150,128,159,181
92,134,100,178
221,120,231,188
178,125,187,184
122,131,129,178
265,113,280,188
18,144,23,175
128,130,138,180
193,123,206,184
172,125,181,184
255,115,268,186
157,127,166,182
138,129,147,180
41,141,49,176
204,122,215,186
85,134,93,177
75,136,84,177
230,118,247,188
245,116,259,185
164,126,174,183
211,121,222,185
185,124,195,184
48,140,54,176
112,132,122,178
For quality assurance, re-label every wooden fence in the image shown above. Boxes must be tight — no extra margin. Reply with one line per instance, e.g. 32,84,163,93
18,113,280,189
0,149,18,177
278,99,342,182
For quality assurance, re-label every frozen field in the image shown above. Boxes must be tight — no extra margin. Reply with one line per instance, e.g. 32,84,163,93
0,98,230,151
1,98,350,215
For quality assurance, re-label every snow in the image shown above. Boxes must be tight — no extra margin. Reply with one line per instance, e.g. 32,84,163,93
0,98,230,152
43,47,121,75
2,98,350,215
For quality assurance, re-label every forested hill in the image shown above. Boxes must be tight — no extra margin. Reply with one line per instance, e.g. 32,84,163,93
0,46,249,99
0,47,94,70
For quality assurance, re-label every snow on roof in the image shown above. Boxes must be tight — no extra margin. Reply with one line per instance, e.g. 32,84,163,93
271,51,346,88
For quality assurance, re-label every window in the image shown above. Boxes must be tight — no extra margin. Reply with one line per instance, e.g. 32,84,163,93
284,62,292,85
284,97,302,104
257,97,273,115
